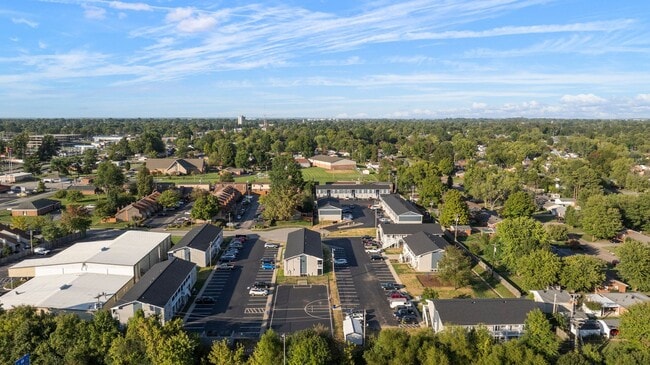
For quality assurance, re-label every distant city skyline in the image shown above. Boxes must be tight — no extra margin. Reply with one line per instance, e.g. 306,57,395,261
1,1,649,119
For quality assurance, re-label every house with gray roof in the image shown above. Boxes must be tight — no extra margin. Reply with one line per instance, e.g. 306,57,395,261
309,155,356,170
423,298,541,340
530,289,574,314
317,198,343,222
283,228,323,276
379,194,423,224
168,224,223,267
315,182,392,200
145,158,206,175
378,223,443,248
11,198,61,217
111,258,197,325
401,231,449,271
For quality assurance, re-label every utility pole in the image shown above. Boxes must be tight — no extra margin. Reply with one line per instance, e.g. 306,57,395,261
282,333,286,365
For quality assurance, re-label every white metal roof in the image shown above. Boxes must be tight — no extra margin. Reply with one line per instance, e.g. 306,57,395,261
10,231,170,269
0,273,132,311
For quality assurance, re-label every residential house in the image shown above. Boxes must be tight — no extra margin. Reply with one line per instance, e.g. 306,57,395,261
379,194,423,224
530,289,574,314
315,182,392,200
595,279,629,294
251,183,271,196
224,167,246,176
11,198,61,217
283,228,323,276
309,155,356,170
423,298,541,340
145,158,206,175
214,185,241,213
168,224,223,267
378,223,444,249
68,185,99,196
295,158,311,168
317,198,343,222
0,223,30,252
213,182,248,196
111,258,197,325
583,292,650,317
401,231,448,272
115,192,161,222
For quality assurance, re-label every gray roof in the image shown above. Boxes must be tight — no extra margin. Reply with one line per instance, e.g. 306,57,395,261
310,155,345,163
380,223,443,236
15,198,60,210
315,182,392,191
380,194,422,216
433,298,540,326
173,224,222,252
285,228,323,260
531,289,572,304
317,198,342,209
116,258,196,307
403,231,448,256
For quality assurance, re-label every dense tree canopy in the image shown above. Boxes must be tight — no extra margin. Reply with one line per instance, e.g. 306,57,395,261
496,217,550,270
617,240,650,291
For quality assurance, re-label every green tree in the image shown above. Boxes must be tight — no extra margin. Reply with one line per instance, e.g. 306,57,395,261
617,240,650,291
60,205,92,234
263,155,304,221
476,340,547,365
234,148,249,169
10,132,29,159
157,189,181,210
36,180,46,193
438,246,472,289
438,189,470,227
545,224,569,242
496,217,550,271
37,134,60,161
136,166,154,198
207,339,246,365
218,171,235,182
191,194,219,221
67,189,84,202
581,195,622,239
96,161,126,193
560,255,605,292
216,140,235,167
501,191,536,218
23,153,41,174
11,215,30,231
42,221,66,242
287,329,332,365
564,206,581,228
248,329,283,365
421,287,439,301
521,308,559,359
517,249,562,290
620,302,650,349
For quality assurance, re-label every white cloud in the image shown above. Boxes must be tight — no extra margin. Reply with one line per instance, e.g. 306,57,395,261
166,7,194,22
11,17,39,28
471,102,487,109
83,5,106,20
635,94,650,102
560,93,607,105
177,15,217,33
109,1,152,12
38,41,47,49
9,37,19,42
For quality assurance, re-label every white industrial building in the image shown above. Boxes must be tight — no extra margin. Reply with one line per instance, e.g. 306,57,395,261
0,231,171,315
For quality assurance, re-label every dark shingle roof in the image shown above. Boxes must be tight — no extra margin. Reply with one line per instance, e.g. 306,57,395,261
15,198,60,210
310,155,344,163
174,224,222,252
380,194,421,216
433,298,540,326
285,228,323,260
116,258,196,307
380,223,443,236
317,198,342,209
315,182,392,191
403,231,448,256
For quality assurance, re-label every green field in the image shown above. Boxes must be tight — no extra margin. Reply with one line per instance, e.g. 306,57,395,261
155,167,377,185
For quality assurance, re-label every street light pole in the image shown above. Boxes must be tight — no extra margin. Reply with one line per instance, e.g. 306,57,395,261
282,333,286,365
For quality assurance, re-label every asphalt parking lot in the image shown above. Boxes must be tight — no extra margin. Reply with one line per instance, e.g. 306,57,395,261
270,284,332,334
324,200,379,231
327,238,399,329
184,235,279,338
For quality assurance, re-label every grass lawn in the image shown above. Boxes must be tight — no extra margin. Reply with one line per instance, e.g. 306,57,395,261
325,227,376,238
300,167,377,184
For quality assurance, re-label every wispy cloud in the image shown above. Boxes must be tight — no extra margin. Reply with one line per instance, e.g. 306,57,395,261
108,1,152,12
83,4,106,20
561,93,607,105
11,17,39,28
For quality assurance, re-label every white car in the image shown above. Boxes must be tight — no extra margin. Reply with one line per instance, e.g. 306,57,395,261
366,248,382,254
34,247,51,255
334,258,348,266
264,242,279,248
249,287,269,296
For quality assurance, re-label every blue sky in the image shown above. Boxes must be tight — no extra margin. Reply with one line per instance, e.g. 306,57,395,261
1,0,649,119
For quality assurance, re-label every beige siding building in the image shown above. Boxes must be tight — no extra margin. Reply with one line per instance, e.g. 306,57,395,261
309,155,356,170
283,228,323,276
168,224,223,267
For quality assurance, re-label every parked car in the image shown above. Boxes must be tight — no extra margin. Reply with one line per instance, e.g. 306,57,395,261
381,282,397,291
334,258,348,266
261,262,276,270
387,291,408,300
399,314,418,324
195,296,215,304
229,242,243,249
379,217,391,223
369,254,384,261
264,242,279,248
394,306,416,318
366,248,382,254
221,254,236,261
347,310,367,320
253,281,272,289
261,257,275,264
249,287,269,296
389,298,412,309
215,263,235,270
34,247,51,255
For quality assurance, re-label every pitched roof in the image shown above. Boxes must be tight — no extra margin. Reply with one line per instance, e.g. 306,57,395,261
403,231,448,256
285,228,323,260
317,198,342,209
146,158,205,172
315,182,392,191
380,223,443,236
380,194,422,216
68,185,97,192
310,155,344,163
173,224,222,252
116,258,196,307
15,198,60,210
530,289,572,304
433,298,540,326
